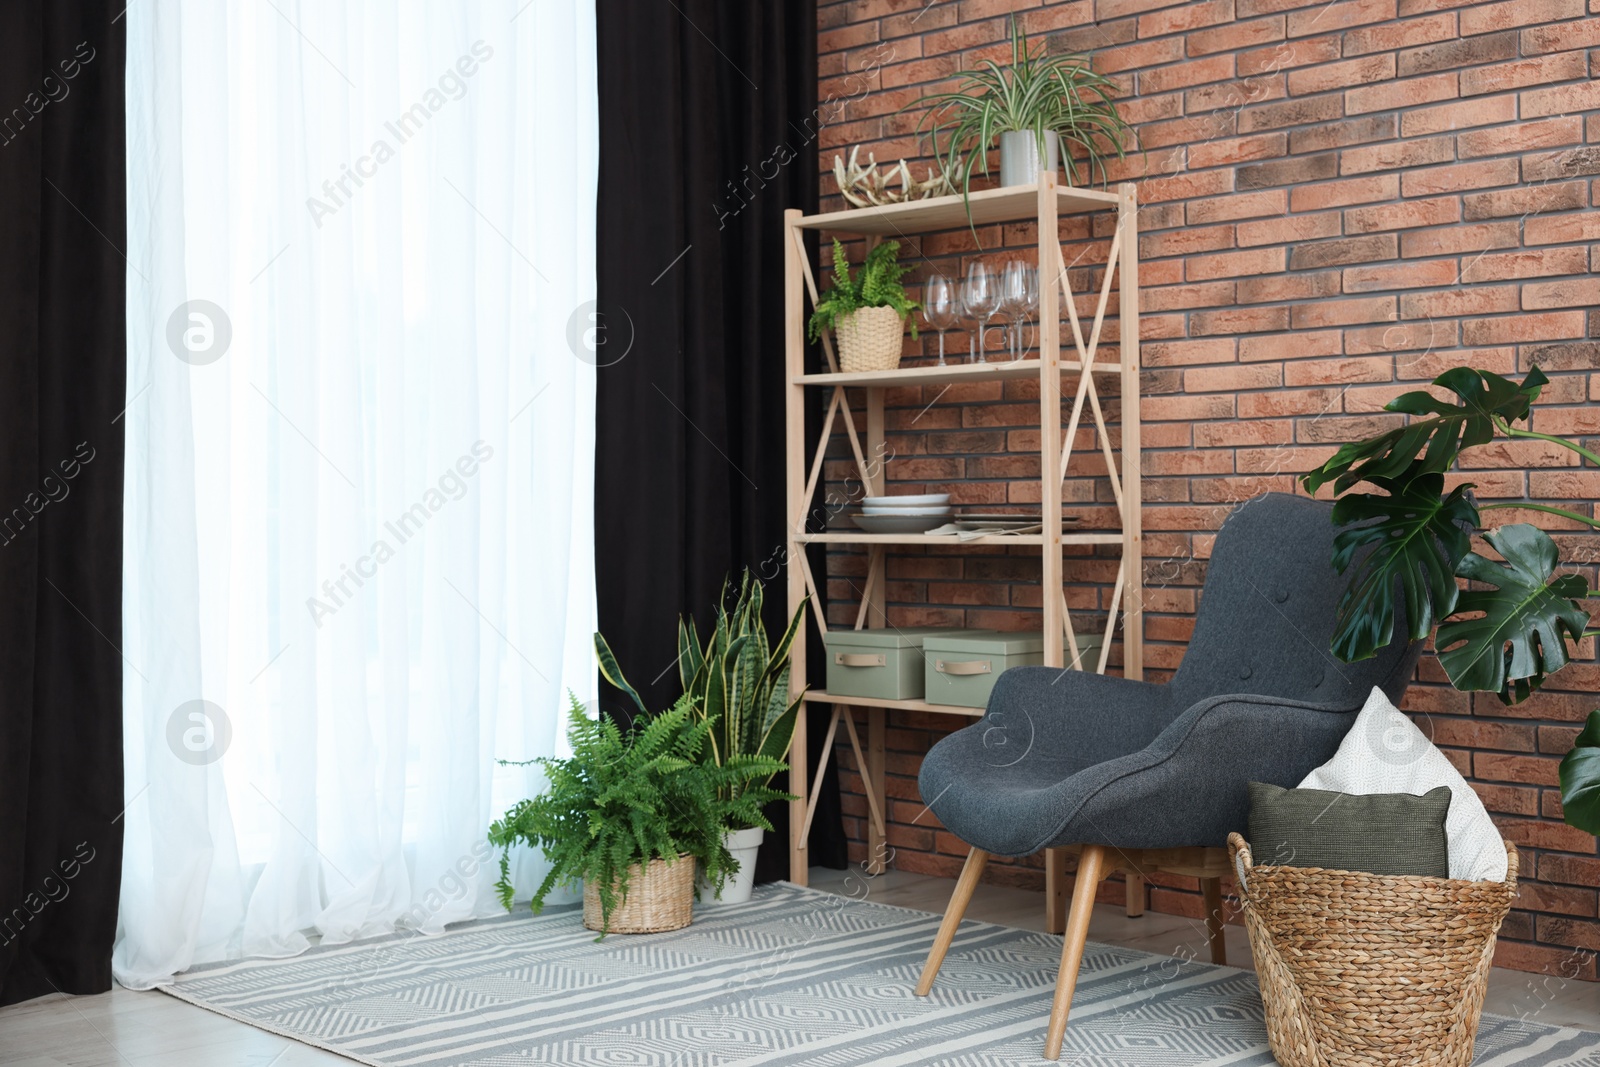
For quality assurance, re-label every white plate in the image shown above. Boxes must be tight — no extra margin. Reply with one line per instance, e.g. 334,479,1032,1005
861,505,953,517
861,493,950,508
849,513,949,534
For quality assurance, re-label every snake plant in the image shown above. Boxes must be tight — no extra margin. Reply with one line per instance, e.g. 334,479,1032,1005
596,571,808,819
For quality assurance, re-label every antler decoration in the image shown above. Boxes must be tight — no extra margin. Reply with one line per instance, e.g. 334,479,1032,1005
833,145,955,207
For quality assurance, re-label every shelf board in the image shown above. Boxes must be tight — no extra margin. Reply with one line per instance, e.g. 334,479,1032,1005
802,690,984,717
797,531,1125,547
793,182,1120,236
795,358,1120,390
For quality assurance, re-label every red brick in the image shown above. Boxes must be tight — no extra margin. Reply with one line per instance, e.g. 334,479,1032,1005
1290,296,1398,328
1525,212,1600,244
1289,174,1399,211
1186,188,1287,224
1289,114,1396,154
1400,159,1521,197
1344,259,1460,292
1398,29,1517,76
1343,197,1461,233
1460,0,1585,34
1342,136,1455,176
1461,179,1588,219
1137,0,1234,36
1186,133,1289,170
1240,331,1342,361
1459,117,1585,158
1283,355,1397,386
1523,80,1600,118
1189,306,1292,334
1186,247,1286,280
1462,52,1590,96
1401,95,1518,137
1400,285,1520,317
1236,271,1343,303
1235,212,1341,247
1286,0,1395,36
1290,234,1398,269
1461,311,1587,344
1400,220,1520,256
1344,11,1457,55
1525,278,1600,310
1343,319,1458,353
1287,54,1393,96
1185,16,1286,56
1139,54,1236,93
1460,246,1588,281
1522,16,1600,52
1346,72,1458,115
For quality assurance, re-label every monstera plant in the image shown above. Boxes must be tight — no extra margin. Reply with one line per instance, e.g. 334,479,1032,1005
1303,365,1600,832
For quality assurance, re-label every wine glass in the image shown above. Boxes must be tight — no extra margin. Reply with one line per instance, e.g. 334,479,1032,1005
923,274,961,368
962,262,998,365
999,260,1030,362
1020,265,1040,359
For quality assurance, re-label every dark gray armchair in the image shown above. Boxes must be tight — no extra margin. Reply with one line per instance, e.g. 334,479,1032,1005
913,493,1422,1060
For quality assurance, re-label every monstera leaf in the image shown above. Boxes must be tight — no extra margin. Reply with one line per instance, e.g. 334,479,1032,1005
1559,711,1600,835
1304,367,1548,494
1436,523,1592,704
1328,473,1478,662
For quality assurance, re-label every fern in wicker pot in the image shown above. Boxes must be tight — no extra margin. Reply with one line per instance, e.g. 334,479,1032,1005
487,693,787,936
808,239,918,374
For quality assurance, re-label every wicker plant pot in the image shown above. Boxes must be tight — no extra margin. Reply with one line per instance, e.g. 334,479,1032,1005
582,854,694,934
834,306,905,373
1228,832,1518,1067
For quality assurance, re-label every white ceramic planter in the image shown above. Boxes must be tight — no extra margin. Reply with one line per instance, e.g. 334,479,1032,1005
698,826,765,905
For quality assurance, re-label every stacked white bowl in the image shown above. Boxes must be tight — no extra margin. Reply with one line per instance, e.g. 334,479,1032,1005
854,493,952,533
860,493,952,516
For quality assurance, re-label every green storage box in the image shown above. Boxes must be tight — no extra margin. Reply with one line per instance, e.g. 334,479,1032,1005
822,627,995,701
922,632,1105,708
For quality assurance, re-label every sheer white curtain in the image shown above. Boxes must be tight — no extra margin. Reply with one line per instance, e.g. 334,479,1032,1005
116,1,597,988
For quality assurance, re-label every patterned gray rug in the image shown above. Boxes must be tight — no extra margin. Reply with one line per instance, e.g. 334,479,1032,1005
161,882,1600,1066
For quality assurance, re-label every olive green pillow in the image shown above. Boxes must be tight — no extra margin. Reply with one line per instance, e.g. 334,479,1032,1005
1247,782,1452,878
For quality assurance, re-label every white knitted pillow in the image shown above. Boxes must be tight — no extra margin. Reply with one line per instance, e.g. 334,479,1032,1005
1299,686,1508,882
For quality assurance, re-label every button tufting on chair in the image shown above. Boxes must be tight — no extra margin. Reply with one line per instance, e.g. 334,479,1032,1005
1239,665,1253,679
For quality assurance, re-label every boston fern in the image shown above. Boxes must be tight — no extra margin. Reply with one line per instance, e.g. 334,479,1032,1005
487,693,788,935
806,238,919,342
1303,365,1600,832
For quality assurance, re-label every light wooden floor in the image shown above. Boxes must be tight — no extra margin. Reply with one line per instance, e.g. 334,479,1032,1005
1,865,1596,1065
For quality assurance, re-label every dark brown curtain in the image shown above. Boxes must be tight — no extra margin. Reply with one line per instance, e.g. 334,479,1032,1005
0,2,127,1005
594,0,845,877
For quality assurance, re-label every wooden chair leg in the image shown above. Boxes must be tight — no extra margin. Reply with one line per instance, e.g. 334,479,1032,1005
1124,871,1145,917
1201,876,1227,966
915,847,988,996
1044,843,1105,1061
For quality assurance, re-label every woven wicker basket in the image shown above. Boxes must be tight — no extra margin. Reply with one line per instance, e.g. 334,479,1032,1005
834,306,905,373
582,854,694,934
1228,832,1518,1067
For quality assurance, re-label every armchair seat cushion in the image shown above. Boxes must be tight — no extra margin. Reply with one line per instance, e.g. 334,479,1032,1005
921,682,1367,856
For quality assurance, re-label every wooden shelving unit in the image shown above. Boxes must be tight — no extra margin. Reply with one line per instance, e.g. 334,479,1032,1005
783,175,1143,918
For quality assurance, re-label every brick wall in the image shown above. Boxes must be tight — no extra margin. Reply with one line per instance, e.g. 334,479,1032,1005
815,0,1600,979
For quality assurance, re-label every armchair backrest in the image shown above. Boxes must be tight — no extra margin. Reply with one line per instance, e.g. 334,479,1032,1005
1167,493,1421,711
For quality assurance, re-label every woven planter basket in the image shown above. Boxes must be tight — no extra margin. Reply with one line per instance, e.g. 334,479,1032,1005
1228,832,1518,1067
834,306,905,373
582,854,694,935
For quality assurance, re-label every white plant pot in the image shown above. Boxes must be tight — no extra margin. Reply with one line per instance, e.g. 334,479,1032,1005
999,130,1060,187
697,826,765,905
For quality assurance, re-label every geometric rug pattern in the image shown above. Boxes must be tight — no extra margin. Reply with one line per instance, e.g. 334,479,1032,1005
161,883,1600,1066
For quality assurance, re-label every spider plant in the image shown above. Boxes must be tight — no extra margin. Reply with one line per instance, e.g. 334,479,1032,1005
910,14,1134,207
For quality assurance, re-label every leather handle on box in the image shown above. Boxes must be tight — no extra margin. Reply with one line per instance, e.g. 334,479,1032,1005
835,653,886,668
935,659,992,676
